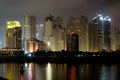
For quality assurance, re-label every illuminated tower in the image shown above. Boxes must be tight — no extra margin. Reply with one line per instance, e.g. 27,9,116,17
53,17,64,51
23,15,36,53
93,14,111,51
6,21,22,49
43,15,55,51
77,16,89,52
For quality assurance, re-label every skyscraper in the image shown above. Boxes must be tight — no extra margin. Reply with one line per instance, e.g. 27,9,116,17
43,15,55,51
23,15,36,53
6,21,22,49
93,14,111,51
88,23,99,52
53,17,64,51
111,27,120,51
67,16,89,52
77,16,89,52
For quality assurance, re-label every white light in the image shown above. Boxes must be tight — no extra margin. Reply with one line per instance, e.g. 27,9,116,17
46,63,52,80
100,16,103,20
47,42,50,46
108,18,112,21
98,14,102,17
47,63,51,69
25,63,28,67
106,16,109,18
40,24,43,27
28,54,32,57
25,51,28,54
93,54,96,56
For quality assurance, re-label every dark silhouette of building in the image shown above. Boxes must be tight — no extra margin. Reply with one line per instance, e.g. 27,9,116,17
66,33,79,51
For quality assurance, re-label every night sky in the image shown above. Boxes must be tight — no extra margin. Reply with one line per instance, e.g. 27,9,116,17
0,0,120,47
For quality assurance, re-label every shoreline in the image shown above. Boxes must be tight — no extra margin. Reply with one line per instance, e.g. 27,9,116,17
0,56,120,64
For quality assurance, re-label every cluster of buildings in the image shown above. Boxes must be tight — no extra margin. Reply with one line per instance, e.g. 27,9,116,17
4,14,120,53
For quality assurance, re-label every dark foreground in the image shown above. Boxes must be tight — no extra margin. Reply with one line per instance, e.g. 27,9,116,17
0,77,8,80
0,51,120,63
0,56,120,64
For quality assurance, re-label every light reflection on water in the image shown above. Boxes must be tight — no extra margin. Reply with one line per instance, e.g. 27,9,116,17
46,63,52,80
0,63,120,80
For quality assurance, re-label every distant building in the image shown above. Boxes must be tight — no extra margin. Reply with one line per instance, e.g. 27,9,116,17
66,33,79,51
88,23,99,52
111,27,120,51
93,14,111,51
36,24,44,41
27,38,40,52
53,17,64,51
6,21,22,49
23,15,36,53
67,16,89,52
43,15,55,51
38,41,45,51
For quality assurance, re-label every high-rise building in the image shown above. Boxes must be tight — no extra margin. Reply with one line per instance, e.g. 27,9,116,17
23,15,36,53
93,14,111,51
111,27,120,51
67,16,89,52
43,15,55,51
77,16,89,52
36,24,44,41
66,33,79,51
88,23,99,52
6,21,22,49
53,17,64,51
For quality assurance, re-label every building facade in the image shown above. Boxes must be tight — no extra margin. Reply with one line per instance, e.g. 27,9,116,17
88,23,99,52
23,15,36,53
93,14,111,51
6,21,22,49
43,15,55,51
53,17,64,51
66,16,89,52
27,38,39,52
111,27,120,51
66,33,79,51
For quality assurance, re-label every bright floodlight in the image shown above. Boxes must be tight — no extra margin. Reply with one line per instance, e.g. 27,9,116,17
47,42,50,46
108,18,112,22
100,16,103,20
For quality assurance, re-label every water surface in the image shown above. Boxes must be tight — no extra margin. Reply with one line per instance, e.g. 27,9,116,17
0,63,120,80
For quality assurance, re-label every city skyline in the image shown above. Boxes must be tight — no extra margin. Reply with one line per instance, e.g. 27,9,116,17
4,14,113,52
0,0,120,50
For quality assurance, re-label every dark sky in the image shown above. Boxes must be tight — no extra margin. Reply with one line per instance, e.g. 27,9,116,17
0,0,120,47
0,0,120,26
